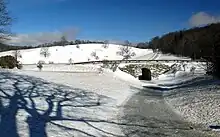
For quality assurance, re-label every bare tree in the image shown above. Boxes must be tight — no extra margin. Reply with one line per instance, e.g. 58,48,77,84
190,66,196,75
91,51,97,58
181,63,187,71
102,40,109,49
0,0,12,41
172,67,178,77
117,40,136,60
95,55,99,60
76,44,80,49
68,58,73,65
13,50,22,61
91,51,99,60
60,36,68,46
40,47,50,58
37,61,43,71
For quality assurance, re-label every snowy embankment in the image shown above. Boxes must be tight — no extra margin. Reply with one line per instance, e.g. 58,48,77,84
130,52,220,130
164,77,220,128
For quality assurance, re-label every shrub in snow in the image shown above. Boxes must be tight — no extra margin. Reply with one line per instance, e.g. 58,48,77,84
91,51,97,58
76,44,80,49
68,58,73,65
91,51,99,60
49,61,54,64
119,65,137,77
102,44,109,49
101,59,110,68
16,62,23,69
88,58,91,61
95,55,99,60
101,60,119,72
98,66,104,73
112,62,119,72
117,45,136,60
38,60,45,64
182,63,187,71
0,55,17,69
190,66,196,75
131,52,136,57
13,50,22,61
172,68,178,77
153,49,159,53
40,47,50,58
102,40,109,49
37,61,43,71
60,36,68,46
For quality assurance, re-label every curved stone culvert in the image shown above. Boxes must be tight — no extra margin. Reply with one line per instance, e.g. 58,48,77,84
119,87,219,137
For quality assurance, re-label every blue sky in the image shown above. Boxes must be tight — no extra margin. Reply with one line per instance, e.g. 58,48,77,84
7,0,220,45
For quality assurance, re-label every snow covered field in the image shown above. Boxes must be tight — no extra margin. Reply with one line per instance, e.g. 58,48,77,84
0,44,150,64
0,69,142,137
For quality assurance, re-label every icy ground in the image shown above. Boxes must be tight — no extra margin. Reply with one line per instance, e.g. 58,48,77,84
0,69,142,137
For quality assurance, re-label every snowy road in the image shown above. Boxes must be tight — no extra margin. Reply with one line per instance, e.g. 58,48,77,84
120,88,219,137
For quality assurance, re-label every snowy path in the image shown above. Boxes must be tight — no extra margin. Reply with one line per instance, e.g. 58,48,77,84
120,88,219,137
1,70,141,137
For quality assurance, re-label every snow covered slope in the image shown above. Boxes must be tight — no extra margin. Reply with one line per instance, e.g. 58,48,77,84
135,52,191,60
0,44,151,64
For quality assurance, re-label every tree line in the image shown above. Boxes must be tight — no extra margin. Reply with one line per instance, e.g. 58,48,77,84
0,38,105,52
36,37,104,48
147,23,220,59
145,23,220,76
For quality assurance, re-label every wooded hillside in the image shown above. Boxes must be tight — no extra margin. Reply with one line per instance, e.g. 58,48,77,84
148,23,220,60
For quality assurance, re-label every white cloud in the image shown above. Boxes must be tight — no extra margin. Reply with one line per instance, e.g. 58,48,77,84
189,12,220,27
7,27,79,46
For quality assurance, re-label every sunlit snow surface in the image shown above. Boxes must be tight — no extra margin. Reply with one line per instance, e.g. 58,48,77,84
0,43,210,136
0,44,150,64
1,69,140,137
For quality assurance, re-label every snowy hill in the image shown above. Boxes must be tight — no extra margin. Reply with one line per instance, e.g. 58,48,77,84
0,44,151,64
135,52,191,60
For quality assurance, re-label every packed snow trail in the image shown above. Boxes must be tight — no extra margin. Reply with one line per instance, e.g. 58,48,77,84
120,87,219,137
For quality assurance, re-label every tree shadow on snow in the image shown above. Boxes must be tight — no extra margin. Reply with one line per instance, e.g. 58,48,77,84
0,71,159,137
